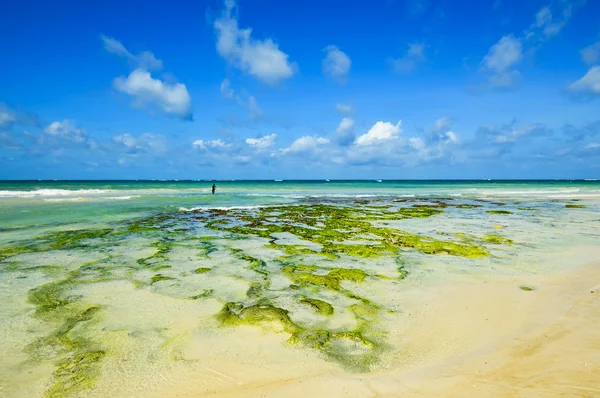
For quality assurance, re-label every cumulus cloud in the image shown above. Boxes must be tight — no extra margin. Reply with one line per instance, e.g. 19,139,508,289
113,69,192,119
45,120,87,143
193,139,231,150
480,2,584,89
333,117,355,146
355,121,402,146
482,35,522,87
335,103,353,114
322,45,351,82
581,41,600,66
432,117,451,133
214,0,295,84
280,136,330,154
113,133,167,154
392,43,426,74
246,134,276,150
409,137,426,150
100,35,163,71
568,66,600,96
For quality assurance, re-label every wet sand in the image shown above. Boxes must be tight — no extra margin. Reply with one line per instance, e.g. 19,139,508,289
170,262,600,397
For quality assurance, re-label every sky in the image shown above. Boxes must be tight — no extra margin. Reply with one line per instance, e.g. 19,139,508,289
1,0,599,180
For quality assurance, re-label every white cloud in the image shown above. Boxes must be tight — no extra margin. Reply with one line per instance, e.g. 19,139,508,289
336,117,354,133
392,42,426,73
0,106,16,129
526,2,579,41
355,121,402,146
100,35,163,71
585,142,600,149
246,134,276,150
482,35,522,87
193,139,231,150
247,96,262,119
192,140,207,149
113,133,136,148
234,155,251,163
534,6,552,28
333,117,355,146
445,131,458,143
220,79,234,99
113,132,167,153
335,103,353,114
480,3,582,89
281,136,330,154
581,41,600,66
214,0,295,84
210,139,230,148
433,117,451,133
409,137,425,150
322,45,351,81
113,69,192,119
568,66,600,96
220,79,262,118
44,120,87,143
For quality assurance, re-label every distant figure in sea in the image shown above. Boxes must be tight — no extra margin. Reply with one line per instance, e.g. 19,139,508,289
212,184,216,195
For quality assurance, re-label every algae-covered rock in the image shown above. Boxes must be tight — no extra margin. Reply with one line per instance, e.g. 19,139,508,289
300,298,334,315
486,210,512,215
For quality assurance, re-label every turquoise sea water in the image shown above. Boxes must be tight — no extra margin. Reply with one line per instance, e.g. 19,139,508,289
1,179,599,229
1,180,599,397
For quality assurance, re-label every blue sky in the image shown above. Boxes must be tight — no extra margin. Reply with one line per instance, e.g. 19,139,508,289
1,0,599,179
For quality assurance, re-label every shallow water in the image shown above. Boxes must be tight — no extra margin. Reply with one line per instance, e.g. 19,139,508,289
1,180,599,397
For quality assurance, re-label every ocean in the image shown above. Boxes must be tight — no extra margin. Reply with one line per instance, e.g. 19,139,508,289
1,180,599,397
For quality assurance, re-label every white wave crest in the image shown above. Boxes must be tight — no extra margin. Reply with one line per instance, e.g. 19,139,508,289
0,189,109,198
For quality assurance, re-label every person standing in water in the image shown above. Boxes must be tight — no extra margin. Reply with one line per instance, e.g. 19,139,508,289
211,184,216,195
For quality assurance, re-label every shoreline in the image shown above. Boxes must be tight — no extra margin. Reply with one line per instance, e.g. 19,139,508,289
180,262,600,397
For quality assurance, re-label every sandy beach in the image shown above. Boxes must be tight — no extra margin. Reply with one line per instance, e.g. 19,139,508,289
181,262,600,398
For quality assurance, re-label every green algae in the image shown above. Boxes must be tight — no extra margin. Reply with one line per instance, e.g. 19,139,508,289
282,266,367,291
190,289,214,300
41,229,114,250
200,202,490,259
28,280,71,315
483,234,514,245
300,298,334,315
395,206,444,218
0,228,114,262
486,210,513,215
456,204,483,209
151,274,175,284
520,285,534,291
265,243,337,259
26,274,105,397
136,239,174,269
217,301,384,372
565,204,586,208
328,268,367,283
194,267,212,274
202,203,485,259
230,248,267,272
0,243,35,261
47,350,105,398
